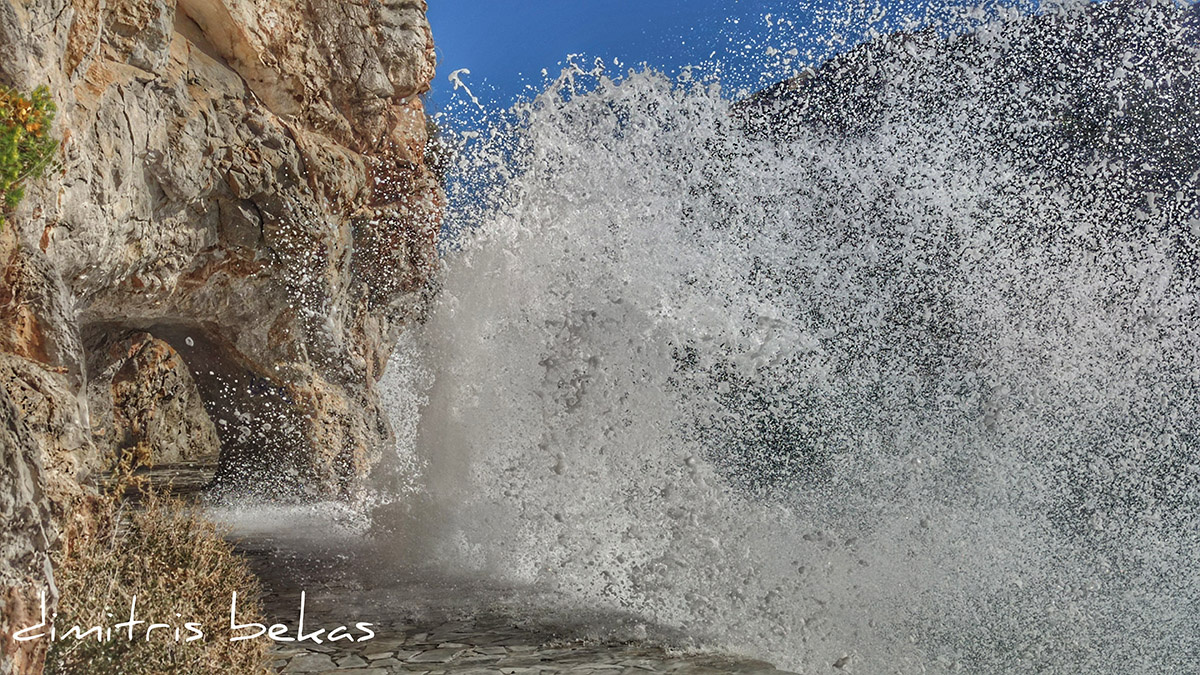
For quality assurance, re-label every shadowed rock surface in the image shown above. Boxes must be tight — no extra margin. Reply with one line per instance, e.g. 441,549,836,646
86,330,221,466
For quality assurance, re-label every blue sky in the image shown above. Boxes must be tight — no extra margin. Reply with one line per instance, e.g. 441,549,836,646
424,0,1038,123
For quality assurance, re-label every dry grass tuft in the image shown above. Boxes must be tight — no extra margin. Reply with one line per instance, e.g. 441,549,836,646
46,466,272,674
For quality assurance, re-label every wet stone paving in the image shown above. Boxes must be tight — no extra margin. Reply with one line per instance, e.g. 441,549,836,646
149,462,799,675
226,519,797,675
266,616,796,674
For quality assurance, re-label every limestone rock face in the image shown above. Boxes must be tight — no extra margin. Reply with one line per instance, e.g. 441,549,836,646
0,354,94,526
0,228,96,524
0,0,440,496
0,384,54,675
0,345,93,675
0,1,440,668
87,332,220,465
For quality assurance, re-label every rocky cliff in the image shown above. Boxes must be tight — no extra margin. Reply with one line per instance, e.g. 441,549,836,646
0,1,440,671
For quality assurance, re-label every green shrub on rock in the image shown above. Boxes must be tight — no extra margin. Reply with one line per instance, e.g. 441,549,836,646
0,85,58,226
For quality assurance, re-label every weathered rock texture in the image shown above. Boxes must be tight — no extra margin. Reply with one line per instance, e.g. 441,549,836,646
86,331,220,465
1,0,439,488
0,0,440,671
0,378,54,675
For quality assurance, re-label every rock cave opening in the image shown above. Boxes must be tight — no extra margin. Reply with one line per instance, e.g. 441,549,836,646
82,321,315,501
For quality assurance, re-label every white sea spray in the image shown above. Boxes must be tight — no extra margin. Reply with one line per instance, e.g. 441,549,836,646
381,3,1200,672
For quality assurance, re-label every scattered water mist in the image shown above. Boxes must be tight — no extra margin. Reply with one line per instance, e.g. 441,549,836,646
379,2,1200,672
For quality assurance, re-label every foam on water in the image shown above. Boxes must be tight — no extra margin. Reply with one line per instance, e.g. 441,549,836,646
378,2,1200,672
